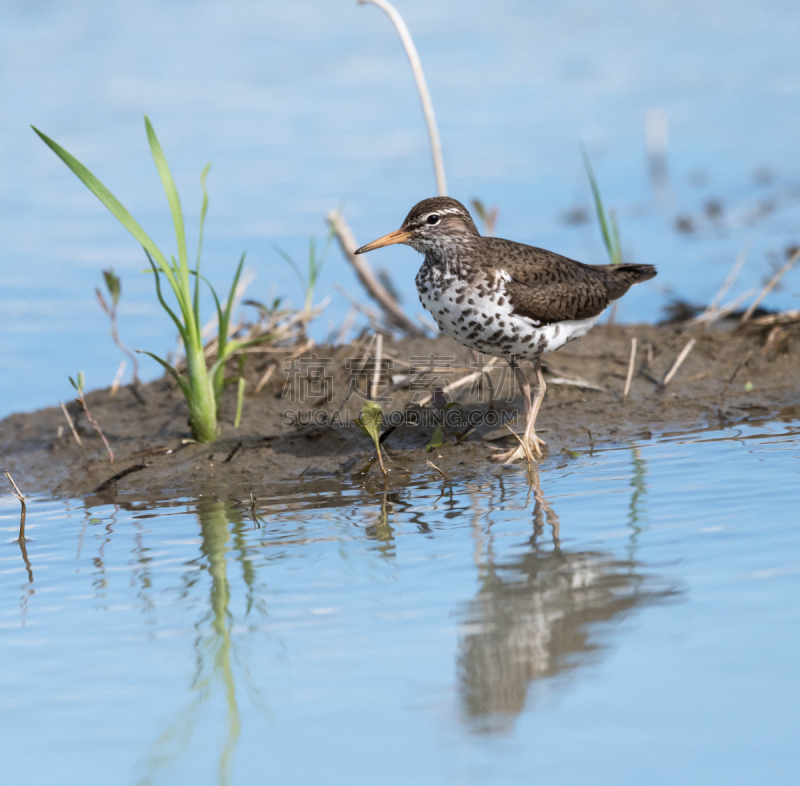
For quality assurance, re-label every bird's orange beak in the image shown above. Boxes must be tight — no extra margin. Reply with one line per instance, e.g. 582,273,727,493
354,228,411,254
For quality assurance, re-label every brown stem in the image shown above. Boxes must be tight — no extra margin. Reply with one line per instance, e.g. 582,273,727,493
327,211,424,336
77,394,114,463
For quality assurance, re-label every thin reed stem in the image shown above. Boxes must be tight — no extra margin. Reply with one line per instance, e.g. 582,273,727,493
59,401,83,446
740,248,800,324
359,0,446,195
623,338,637,402
661,339,696,389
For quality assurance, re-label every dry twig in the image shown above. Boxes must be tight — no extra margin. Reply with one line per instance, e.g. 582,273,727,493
623,338,637,401
742,308,800,329
425,459,449,480
4,471,31,581
4,471,26,540
371,333,384,399
59,401,82,446
691,289,756,328
70,374,114,463
254,362,277,394
110,360,127,396
327,211,423,335
660,339,696,389
414,358,499,407
699,240,751,321
740,248,800,324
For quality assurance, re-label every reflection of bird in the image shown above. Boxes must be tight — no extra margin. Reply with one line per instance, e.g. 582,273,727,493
356,197,656,461
456,468,672,732
458,548,646,728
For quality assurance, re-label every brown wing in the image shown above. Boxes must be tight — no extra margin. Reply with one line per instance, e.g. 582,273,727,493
482,238,656,324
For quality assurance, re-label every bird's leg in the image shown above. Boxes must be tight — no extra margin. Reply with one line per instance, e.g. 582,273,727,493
523,357,547,455
490,358,547,463
472,350,496,410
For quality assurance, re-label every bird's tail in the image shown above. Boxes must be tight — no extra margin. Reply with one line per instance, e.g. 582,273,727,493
599,263,657,300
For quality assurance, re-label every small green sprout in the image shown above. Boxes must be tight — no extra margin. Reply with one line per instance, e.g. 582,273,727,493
35,117,274,442
356,400,387,476
102,269,121,306
425,401,458,451
68,370,85,395
69,372,114,463
425,425,445,452
96,267,140,385
274,226,335,324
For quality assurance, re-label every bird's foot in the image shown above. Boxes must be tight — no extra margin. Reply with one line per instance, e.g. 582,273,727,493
489,432,547,464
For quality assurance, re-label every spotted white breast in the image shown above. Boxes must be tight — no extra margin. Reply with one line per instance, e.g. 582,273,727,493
416,264,601,360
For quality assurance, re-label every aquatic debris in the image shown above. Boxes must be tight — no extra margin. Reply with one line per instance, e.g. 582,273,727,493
3,471,31,582
92,462,148,493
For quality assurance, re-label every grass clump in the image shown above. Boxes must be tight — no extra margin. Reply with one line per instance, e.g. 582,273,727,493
34,116,273,442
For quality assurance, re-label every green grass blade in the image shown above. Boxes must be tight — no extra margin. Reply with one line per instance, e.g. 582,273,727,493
272,243,305,287
219,253,245,357
195,163,211,326
581,146,614,259
209,333,274,379
32,126,173,278
234,377,245,428
206,280,225,327
145,253,189,343
136,350,190,398
610,209,622,265
144,117,191,298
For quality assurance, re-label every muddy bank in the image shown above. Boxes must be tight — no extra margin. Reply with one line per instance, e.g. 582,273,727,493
2,322,799,502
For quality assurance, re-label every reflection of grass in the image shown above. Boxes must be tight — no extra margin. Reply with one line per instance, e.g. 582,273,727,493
627,447,648,563
365,491,395,559
140,499,268,786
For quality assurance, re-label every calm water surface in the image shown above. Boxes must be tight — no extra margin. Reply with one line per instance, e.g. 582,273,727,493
1,0,800,416
2,420,799,785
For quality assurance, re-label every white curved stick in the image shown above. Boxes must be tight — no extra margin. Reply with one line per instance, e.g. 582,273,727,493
359,0,447,196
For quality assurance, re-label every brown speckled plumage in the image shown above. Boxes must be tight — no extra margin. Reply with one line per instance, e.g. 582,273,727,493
355,196,657,461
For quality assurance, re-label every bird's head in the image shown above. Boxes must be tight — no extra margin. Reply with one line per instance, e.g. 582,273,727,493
355,197,480,256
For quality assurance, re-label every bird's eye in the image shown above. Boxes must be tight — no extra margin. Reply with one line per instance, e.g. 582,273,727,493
427,214,440,225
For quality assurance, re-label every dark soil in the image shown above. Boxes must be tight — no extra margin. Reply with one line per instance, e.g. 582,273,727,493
2,323,799,503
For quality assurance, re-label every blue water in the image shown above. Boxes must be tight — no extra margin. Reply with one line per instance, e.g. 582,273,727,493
2,420,799,784
1,0,800,416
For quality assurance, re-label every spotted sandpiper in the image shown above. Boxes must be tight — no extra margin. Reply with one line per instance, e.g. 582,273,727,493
355,197,656,462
